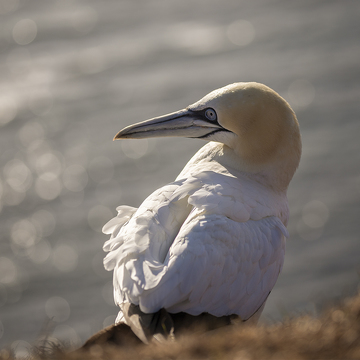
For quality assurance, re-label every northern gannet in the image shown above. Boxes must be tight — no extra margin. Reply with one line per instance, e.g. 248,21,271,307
102,82,301,343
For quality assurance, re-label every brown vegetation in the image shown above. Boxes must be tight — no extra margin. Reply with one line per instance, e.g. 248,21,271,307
1,292,360,360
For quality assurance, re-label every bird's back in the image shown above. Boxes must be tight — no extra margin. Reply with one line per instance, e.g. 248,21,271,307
103,142,289,325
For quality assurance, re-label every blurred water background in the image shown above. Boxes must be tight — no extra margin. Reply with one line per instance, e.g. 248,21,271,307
0,0,360,353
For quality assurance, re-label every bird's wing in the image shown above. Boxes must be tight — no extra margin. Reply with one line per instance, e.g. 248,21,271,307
103,171,288,321
103,206,137,238
103,179,199,305
138,214,287,320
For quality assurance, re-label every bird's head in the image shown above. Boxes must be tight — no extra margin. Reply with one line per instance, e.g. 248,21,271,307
115,82,301,190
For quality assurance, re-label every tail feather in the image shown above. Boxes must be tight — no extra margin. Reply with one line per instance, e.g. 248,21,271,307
121,303,174,344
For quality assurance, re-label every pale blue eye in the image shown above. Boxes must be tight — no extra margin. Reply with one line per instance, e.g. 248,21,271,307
205,108,217,121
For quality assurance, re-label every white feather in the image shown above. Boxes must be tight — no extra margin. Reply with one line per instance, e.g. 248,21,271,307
103,148,289,322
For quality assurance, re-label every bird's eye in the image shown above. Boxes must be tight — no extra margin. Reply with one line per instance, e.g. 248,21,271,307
205,108,217,121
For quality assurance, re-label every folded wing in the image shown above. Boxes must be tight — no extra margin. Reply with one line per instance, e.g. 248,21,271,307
103,171,288,322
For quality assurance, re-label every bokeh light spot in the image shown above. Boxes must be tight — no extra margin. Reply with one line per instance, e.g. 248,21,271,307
53,244,78,272
18,121,45,149
296,218,324,241
31,209,56,237
11,340,31,359
0,96,17,126
0,257,17,284
2,185,26,206
121,139,149,159
4,159,32,193
62,164,88,192
27,240,51,264
36,152,62,180
71,6,98,34
331,309,345,323
288,79,315,109
302,200,329,229
45,296,70,323
35,177,62,201
227,20,255,46
26,140,54,170
88,205,113,233
11,219,38,249
52,325,81,347
169,22,223,54
12,19,37,45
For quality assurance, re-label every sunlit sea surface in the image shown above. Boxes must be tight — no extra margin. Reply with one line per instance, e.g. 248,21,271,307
1,0,360,353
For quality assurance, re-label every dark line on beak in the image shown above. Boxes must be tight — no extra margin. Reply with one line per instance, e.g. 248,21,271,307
192,129,231,139
144,112,192,126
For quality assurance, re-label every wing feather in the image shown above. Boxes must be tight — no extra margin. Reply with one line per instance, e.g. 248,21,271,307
104,171,289,323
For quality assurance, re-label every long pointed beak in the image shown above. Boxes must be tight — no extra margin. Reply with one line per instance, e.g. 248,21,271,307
114,109,224,140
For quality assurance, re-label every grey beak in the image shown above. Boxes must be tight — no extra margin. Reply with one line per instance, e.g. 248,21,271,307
114,109,224,140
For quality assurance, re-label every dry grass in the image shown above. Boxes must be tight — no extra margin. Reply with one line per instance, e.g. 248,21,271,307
1,292,360,360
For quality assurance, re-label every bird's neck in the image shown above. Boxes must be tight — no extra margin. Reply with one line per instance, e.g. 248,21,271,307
177,142,297,193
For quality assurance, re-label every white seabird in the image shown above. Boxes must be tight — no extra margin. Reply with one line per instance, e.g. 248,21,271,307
102,82,301,343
